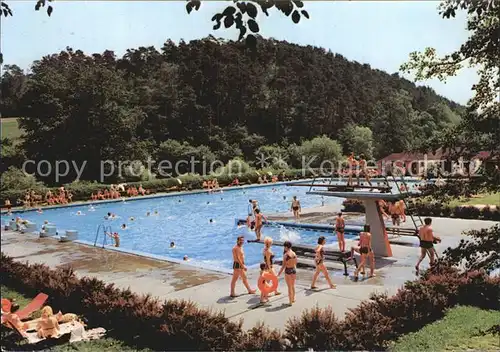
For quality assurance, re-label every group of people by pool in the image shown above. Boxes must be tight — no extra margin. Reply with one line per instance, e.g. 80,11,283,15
231,214,442,304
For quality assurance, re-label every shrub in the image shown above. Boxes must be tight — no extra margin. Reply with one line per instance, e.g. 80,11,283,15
440,224,500,274
0,253,244,351
285,306,342,350
342,199,365,212
241,323,285,351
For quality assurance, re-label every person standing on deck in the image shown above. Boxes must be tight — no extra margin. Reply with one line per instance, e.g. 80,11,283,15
311,236,336,290
389,201,401,236
415,218,441,275
254,209,267,241
277,241,297,305
352,225,375,279
335,212,346,252
263,237,281,296
230,236,256,297
290,196,301,221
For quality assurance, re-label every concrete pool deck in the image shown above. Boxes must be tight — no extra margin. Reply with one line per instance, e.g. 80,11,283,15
1,215,498,331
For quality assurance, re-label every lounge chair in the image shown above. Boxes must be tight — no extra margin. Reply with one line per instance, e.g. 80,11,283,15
1,293,48,324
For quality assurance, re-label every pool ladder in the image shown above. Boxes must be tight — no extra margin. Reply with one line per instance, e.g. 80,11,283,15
94,223,112,248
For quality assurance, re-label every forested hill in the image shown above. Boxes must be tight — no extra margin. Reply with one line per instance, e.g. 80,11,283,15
2,36,463,176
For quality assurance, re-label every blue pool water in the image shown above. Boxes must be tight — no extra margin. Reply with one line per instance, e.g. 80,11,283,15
1,181,413,270
2,184,347,269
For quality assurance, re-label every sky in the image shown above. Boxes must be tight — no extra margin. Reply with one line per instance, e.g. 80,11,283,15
1,1,478,104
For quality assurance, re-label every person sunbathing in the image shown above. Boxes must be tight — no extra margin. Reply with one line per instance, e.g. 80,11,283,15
36,306,60,339
2,302,29,336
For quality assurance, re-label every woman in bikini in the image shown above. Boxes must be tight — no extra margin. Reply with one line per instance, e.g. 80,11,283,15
354,225,373,279
278,241,297,305
335,212,346,252
290,196,301,221
311,236,336,289
254,208,266,240
263,237,280,296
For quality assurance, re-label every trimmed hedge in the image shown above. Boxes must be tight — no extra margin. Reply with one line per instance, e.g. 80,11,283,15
342,199,500,221
1,252,499,351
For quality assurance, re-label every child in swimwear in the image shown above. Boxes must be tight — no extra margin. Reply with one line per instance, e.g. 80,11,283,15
107,232,120,247
258,262,270,304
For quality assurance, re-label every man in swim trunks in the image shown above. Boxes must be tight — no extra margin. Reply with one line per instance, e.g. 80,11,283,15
335,212,346,252
415,217,439,275
230,236,256,297
290,196,301,221
357,154,373,186
254,209,267,240
347,152,357,186
353,224,374,279
389,201,401,236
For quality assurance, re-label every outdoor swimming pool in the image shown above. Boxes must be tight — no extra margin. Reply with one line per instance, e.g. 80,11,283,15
1,181,413,271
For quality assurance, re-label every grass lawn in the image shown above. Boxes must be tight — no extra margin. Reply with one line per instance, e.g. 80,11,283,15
448,192,500,207
1,118,23,140
0,286,149,351
391,306,500,352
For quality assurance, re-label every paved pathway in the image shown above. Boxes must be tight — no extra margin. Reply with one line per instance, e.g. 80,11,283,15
1,216,497,331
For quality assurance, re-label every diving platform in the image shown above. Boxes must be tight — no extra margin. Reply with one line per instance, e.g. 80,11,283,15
289,183,392,193
306,191,411,201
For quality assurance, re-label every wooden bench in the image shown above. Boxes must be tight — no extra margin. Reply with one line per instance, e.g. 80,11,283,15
247,239,357,276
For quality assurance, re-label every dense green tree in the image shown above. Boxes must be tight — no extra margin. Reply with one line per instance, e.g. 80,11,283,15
340,125,374,160
4,38,464,182
298,136,342,169
1,65,27,117
18,49,146,183
401,0,499,194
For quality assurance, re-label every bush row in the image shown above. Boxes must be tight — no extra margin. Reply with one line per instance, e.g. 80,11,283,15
2,168,318,207
411,201,500,221
1,252,499,351
342,199,365,213
341,199,500,221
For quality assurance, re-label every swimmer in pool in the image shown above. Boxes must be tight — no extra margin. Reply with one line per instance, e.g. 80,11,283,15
170,242,175,248
207,201,210,205
76,211,84,216
209,219,214,223
37,208,43,214
129,217,135,221
106,232,120,247
88,205,95,212
183,255,189,261
121,224,127,230
154,211,158,215
146,212,150,217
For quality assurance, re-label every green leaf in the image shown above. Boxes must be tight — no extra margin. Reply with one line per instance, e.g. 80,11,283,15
47,5,53,16
193,0,201,10
247,19,259,33
224,15,234,28
222,6,236,16
238,26,247,41
186,2,193,14
236,2,247,14
35,1,42,11
293,0,304,8
245,34,257,49
213,22,221,30
246,3,257,18
301,10,309,19
292,10,300,24
211,13,223,22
